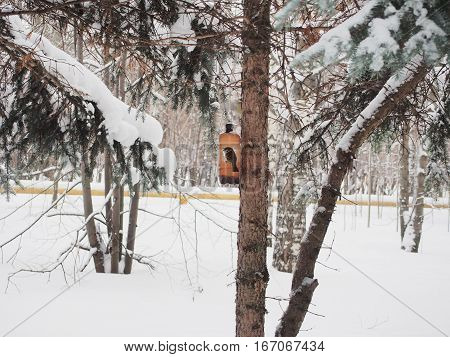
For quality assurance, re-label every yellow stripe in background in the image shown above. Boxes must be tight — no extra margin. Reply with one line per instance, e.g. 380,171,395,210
4,186,449,208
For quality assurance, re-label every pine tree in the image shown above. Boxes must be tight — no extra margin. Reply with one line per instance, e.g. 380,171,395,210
273,0,448,336
0,4,177,273
235,0,271,337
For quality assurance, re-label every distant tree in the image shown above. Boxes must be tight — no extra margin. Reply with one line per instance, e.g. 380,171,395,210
402,141,428,252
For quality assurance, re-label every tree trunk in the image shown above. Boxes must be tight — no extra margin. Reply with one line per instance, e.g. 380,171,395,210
367,145,372,227
75,27,104,273
272,125,307,273
266,131,278,247
103,43,113,241
399,122,410,239
273,168,306,273
275,60,427,337
52,166,61,203
124,183,140,274
104,149,113,241
402,144,428,253
81,159,105,273
235,0,271,337
119,185,124,261
117,53,127,263
110,183,121,273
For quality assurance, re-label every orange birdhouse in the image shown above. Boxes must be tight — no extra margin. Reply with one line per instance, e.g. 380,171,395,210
219,123,240,185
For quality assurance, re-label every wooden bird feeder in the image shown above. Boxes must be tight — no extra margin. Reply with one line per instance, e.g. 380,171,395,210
219,123,240,185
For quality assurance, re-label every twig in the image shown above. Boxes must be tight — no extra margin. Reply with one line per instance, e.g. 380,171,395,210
0,180,81,249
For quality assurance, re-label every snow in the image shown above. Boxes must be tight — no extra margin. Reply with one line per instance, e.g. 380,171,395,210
1,192,449,336
6,15,176,176
404,15,445,62
356,16,400,72
129,168,141,187
156,148,177,180
290,0,379,68
302,277,316,286
337,56,422,153
273,0,302,30
169,13,196,52
402,222,415,252
287,0,445,72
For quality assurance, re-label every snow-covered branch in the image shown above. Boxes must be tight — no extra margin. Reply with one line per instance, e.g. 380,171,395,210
3,14,176,175
284,0,447,75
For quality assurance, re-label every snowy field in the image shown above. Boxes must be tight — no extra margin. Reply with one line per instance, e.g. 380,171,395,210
0,191,449,337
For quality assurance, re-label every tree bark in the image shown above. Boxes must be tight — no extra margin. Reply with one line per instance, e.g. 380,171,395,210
52,166,61,203
399,122,410,239
272,127,306,273
267,131,279,247
273,169,307,273
110,183,121,273
103,43,113,242
124,183,140,274
81,159,105,273
402,144,428,253
235,0,271,337
76,26,104,273
118,52,126,262
275,61,427,337
119,185,124,261
367,145,372,227
104,148,113,242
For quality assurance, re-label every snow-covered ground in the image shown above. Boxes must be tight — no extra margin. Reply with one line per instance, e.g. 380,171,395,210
0,190,449,336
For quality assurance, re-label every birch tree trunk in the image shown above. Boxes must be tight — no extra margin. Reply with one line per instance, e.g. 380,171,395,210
267,130,280,246
272,128,306,273
399,122,410,240
402,144,428,253
52,166,61,203
275,60,427,337
235,0,271,337
367,146,372,227
273,167,306,273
